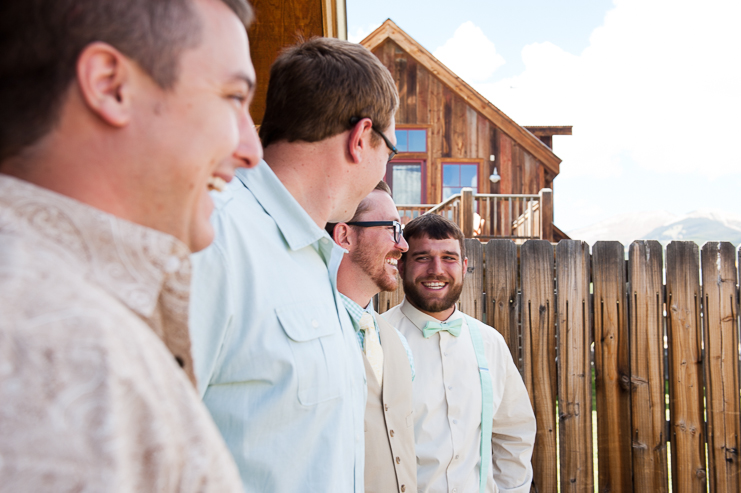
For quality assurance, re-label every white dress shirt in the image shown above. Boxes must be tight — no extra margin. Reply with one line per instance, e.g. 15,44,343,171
383,298,535,493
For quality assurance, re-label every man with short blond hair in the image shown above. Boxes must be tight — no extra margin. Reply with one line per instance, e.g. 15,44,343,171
0,0,262,490
190,37,399,492
327,181,417,493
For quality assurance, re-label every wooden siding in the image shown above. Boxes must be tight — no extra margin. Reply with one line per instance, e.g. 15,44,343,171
373,39,548,204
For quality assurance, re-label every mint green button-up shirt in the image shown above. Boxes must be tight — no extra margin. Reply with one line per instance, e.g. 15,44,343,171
189,161,367,493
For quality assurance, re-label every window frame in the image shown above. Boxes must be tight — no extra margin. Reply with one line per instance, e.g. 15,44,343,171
385,159,426,205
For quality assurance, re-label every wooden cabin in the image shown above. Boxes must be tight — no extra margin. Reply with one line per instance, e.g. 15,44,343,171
362,20,571,241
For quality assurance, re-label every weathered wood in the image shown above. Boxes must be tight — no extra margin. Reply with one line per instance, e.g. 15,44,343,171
555,240,593,492
460,188,474,238
484,240,518,364
520,240,557,493
628,240,668,492
592,241,632,492
376,282,404,314
539,188,553,242
459,238,483,320
701,242,741,492
248,0,325,124
361,19,562,175
665,242,706,492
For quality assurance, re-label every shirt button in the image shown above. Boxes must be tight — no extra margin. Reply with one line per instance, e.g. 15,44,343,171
400,486,405,492
453,419,458,424
384,404,389,411
389,430,395,437
311,319,319,328
396,456,401,464
443,352,448,356
448,386,452,390
455,454,460,459
452,489,457,493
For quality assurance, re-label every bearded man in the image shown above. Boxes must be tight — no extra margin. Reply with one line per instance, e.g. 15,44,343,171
383,214,536,493
327,181,416,493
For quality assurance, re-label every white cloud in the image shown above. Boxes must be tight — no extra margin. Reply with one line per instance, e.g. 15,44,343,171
433,22,505,82
468,0,741,180
348,24,375,43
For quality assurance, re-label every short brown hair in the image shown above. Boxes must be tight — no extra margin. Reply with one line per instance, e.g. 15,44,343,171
259,37,398,148
325,180,392,237
402,214,466,260
0,0,254,162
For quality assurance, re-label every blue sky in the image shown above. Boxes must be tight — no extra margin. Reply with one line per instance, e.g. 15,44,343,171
347,0,741,232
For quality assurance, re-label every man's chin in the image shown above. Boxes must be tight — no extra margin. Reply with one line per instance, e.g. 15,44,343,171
188,222,215,252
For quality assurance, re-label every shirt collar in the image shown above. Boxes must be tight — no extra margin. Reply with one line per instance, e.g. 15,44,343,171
235,160,330,252
399,297,463,333
0,174,191,320
339,293,374,331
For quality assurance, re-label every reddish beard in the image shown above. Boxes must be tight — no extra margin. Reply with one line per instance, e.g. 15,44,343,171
402,274,463,314
350,244,401,293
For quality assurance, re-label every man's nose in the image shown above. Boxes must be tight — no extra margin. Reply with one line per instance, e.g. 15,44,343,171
396,234,409,252
427,257,444,274
234,116,263,169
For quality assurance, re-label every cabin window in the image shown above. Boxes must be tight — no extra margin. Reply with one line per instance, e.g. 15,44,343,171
386,160,424,204
394,129,427,152
442,163,478,200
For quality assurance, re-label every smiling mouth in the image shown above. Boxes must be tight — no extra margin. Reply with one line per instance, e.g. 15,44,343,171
421,281,448,290
207,176,227,192
385,257,398,266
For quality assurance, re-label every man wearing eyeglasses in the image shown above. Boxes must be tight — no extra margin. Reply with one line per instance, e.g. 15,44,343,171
189,37,399,492
326,180,416,493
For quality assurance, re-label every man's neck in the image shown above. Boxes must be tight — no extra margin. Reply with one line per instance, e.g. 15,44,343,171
263,138,349,228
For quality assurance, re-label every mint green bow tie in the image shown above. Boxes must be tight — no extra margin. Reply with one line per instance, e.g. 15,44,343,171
422,318,463,338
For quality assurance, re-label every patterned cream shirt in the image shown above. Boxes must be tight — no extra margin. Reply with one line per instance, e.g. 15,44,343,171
0,175,243,492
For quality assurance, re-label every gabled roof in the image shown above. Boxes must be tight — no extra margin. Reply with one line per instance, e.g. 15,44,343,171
362,19,561,175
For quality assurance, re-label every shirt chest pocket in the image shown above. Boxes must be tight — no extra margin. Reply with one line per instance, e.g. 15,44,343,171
276,302,344,406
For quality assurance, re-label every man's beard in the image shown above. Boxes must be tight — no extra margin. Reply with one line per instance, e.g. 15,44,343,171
350,245,400,293
402,274,463,314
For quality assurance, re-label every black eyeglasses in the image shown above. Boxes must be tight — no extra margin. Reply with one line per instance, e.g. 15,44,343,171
349,117,398,162
346,220,403,244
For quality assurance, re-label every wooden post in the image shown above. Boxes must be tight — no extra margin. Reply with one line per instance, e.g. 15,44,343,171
539,188,553,242
701,242,740,492
460,187,474,238
459,238,484,320
521,240,557,493
592,242,633,492
484,240,519,365
665,242,706,492
556,240,593,492
628,240,668,492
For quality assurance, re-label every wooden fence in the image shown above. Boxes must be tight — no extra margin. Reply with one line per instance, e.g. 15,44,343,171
377,238,741,492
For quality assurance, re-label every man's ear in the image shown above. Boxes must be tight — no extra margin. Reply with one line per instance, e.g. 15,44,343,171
76,42,133,127
398,256,406,277
462,257,468,278
347,117,373,164
332,223,354,250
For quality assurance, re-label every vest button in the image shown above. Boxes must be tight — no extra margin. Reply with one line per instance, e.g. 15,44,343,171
389,430,395,437
396,456,401,464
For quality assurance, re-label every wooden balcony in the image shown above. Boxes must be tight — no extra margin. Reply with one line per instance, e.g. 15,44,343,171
396,188,554,241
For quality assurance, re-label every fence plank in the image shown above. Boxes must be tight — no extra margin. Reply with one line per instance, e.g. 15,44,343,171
521,240,557,493
628,240,669,492
376,282,404,314
592,241,632,492
484,239,519,367
701,242,741,492
556,240,593,492
460,238,484,320
665,241,706,492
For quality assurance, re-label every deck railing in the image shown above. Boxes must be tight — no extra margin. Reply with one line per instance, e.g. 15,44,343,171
397,188,553,241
